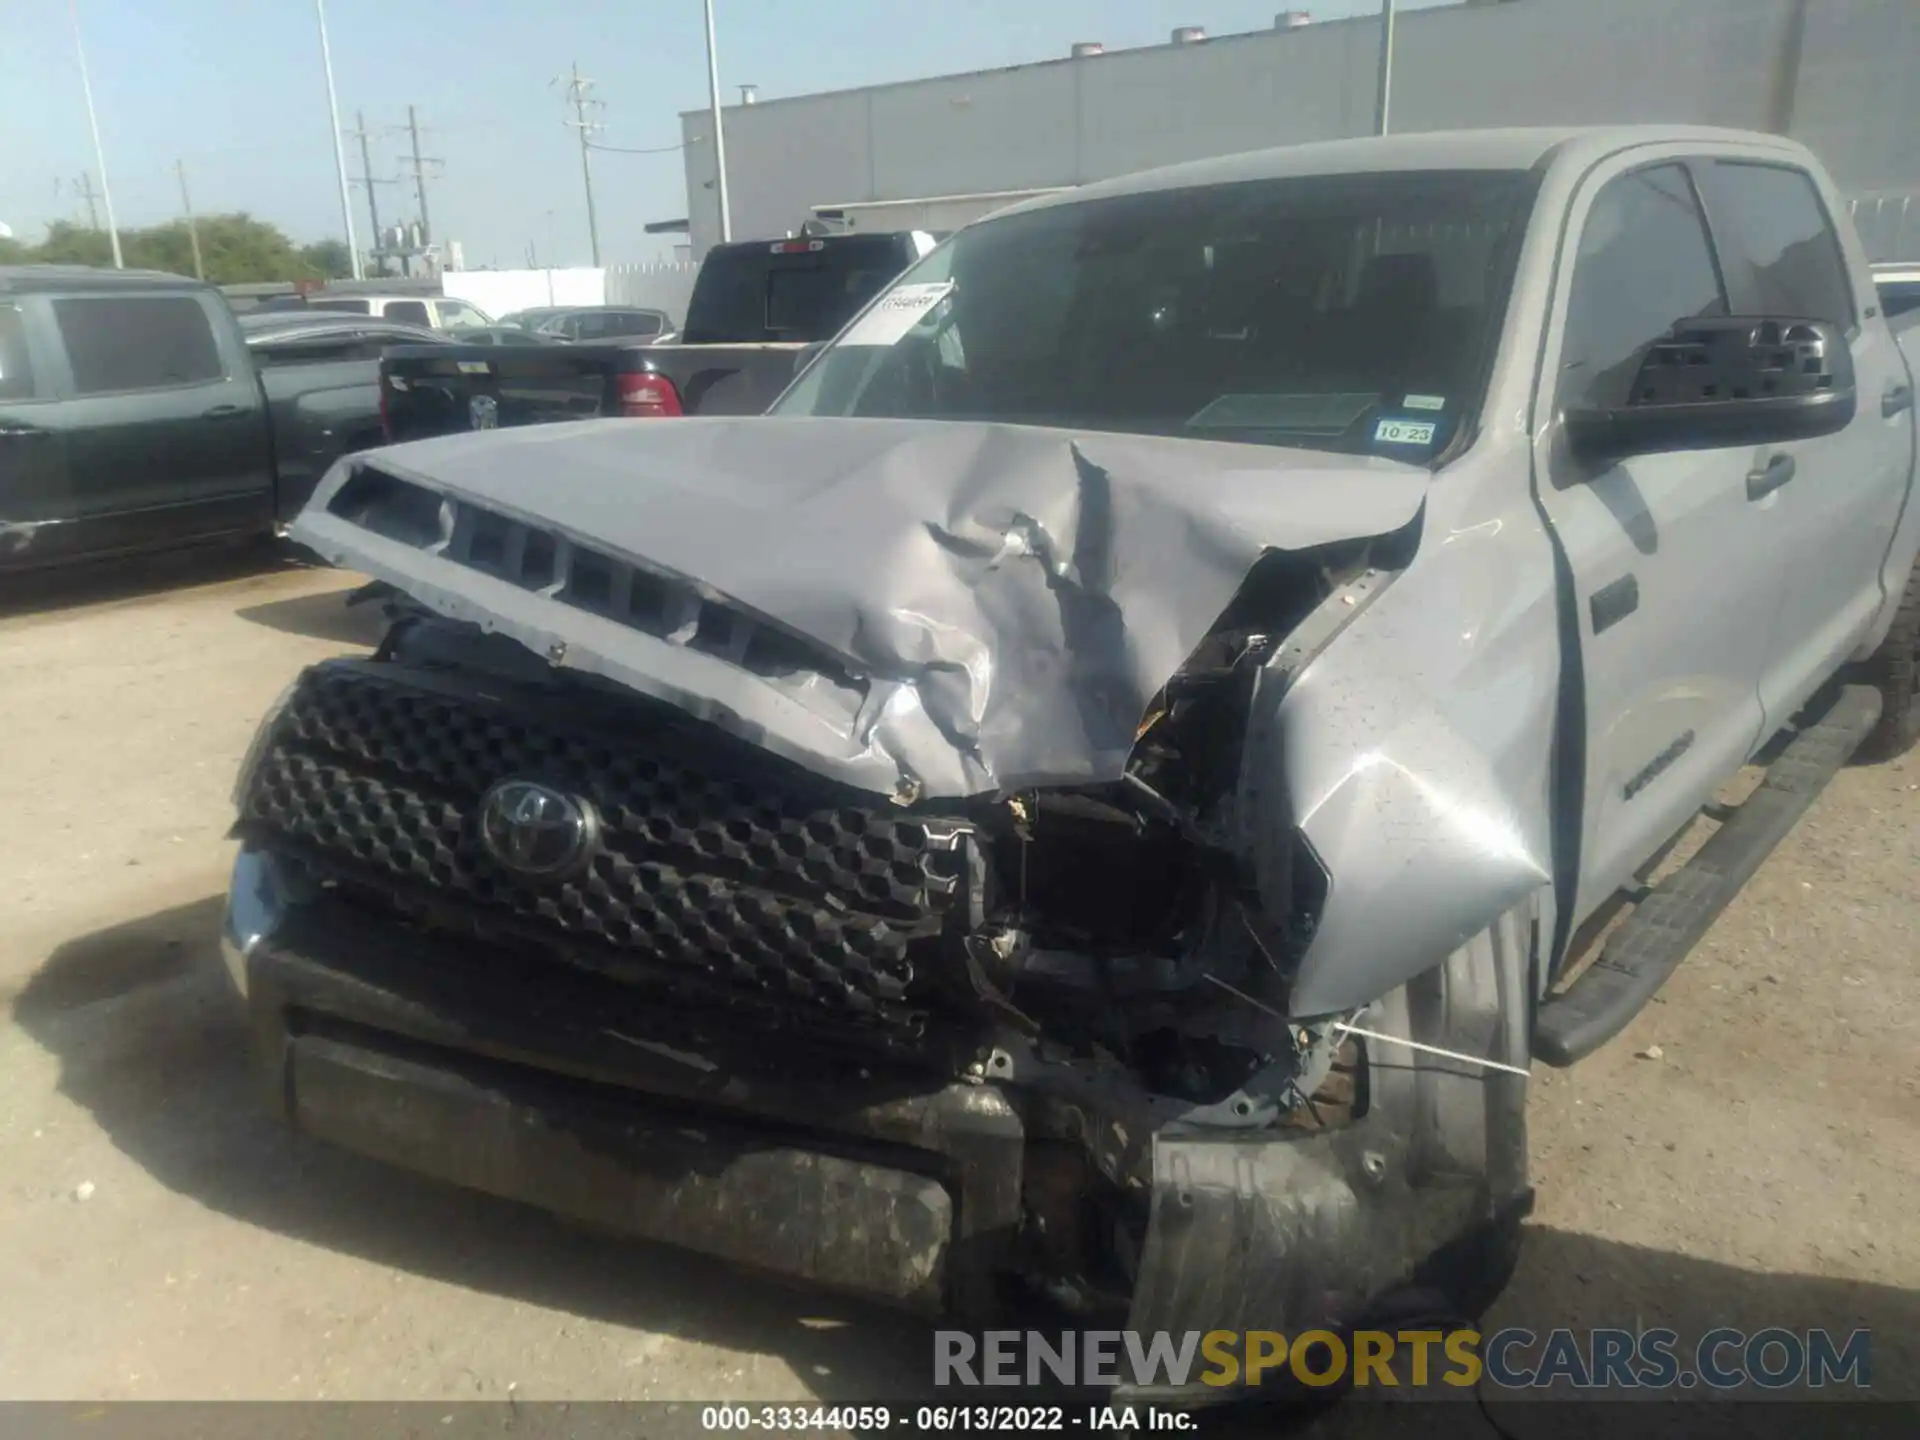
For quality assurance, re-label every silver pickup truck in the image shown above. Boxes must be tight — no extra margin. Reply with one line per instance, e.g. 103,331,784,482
225,126,1919,1391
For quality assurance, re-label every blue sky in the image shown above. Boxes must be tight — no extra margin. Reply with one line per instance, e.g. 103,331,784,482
3,0,1443,268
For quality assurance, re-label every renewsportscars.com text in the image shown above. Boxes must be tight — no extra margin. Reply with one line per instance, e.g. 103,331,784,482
934,1327,1872,1390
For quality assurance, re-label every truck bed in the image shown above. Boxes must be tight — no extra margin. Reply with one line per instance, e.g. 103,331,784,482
380,341,815,443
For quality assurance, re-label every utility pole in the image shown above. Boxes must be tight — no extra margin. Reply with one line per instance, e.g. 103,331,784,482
1374,0,1397,137
73,172,103,232
703,0,732,243
394,104,441,243
68,0,123,267
312,0,363,279
175,160,204,280
346,110,398,274
560,63,603,266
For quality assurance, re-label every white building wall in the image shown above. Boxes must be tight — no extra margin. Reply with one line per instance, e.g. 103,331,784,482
440,268,606,318
681,0,1920,258
603,261,701,326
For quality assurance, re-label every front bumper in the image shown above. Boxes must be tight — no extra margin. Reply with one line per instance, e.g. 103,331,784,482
222,847,1521,1387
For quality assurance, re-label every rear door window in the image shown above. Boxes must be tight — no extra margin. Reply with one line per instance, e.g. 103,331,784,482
53,294,226,395
1697,162,1855,325
385,300,432,326
307,299,373,315
0,305,36,399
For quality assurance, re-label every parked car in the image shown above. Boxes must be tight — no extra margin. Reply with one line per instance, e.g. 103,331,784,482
230,127,1920,1399
456,326,571,348
376,231,935,437
301,292,495,333
496,307,570,331
528,306,674,343
0,265,439,571
240,312,452,513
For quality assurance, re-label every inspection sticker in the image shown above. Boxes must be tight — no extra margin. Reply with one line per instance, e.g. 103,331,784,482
1374,417,1438,446
1403,393,1447,412
839,281,955,347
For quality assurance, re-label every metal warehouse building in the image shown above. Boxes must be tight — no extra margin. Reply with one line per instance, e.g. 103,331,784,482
676,0,1920,259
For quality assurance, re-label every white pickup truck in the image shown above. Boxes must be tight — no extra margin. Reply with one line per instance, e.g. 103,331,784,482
229,125,1918,1397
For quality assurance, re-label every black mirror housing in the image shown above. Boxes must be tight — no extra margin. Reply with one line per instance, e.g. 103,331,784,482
1566,316,1857,464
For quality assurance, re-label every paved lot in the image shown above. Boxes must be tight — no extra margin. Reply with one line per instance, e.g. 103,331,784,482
0,555,1914,1414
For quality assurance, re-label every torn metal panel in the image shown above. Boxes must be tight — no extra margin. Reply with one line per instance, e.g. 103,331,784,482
1122,904,1535,1390
293,416,1430,799
287,1031,956,1312
1232,470,1563,1018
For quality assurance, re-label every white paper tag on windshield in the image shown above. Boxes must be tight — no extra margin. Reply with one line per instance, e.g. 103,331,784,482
1374,417,1437,446
839,282,954,347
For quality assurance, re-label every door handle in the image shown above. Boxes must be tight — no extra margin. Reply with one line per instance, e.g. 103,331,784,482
1746,453,1796,501
202,403,247,419
1885,382,1915,419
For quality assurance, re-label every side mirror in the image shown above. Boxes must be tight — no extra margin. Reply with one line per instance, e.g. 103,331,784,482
1565,317,1856,465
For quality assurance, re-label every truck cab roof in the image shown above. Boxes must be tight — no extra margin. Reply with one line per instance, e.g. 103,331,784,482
1004,124,1824,218
0,265,215,296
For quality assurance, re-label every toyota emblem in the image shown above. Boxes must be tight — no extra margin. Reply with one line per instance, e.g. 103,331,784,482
469,394,499,431
477,780,595,879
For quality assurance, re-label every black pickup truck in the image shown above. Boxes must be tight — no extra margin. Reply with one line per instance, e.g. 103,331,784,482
379,231,935,440
0,265,432,572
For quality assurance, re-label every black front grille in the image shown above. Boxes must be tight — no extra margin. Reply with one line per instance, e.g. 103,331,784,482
240,663,970,1035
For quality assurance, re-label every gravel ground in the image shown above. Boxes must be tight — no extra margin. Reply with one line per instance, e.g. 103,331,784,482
0,554,1913,1420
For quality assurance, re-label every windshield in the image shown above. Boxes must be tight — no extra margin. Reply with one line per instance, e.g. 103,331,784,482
774,170,1533,458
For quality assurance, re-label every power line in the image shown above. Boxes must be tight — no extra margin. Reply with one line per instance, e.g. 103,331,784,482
585,137,685,156
557,63,604,266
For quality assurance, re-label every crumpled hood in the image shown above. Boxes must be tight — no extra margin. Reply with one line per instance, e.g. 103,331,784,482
293,416,1429,799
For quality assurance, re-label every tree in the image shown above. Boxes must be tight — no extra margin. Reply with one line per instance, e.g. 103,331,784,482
298,238,354,279
29,220,117,268
6,213,345,284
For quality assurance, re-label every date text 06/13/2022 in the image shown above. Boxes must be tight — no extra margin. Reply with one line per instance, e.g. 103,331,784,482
698,1405,1192,1431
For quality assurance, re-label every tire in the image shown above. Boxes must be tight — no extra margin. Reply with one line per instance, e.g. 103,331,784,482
1860,554,1920,761
1397,901,1535,1321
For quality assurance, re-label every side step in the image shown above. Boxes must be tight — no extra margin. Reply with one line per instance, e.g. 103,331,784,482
1535,683,1882,1067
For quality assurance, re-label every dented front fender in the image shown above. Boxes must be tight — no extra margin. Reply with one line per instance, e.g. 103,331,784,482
1236,488,1562,1019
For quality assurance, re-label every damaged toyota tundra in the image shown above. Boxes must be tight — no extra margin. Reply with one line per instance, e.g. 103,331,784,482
223,127,1920,1395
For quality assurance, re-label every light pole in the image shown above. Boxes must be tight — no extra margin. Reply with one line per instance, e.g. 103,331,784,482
313,0,364,280
68,0,123,268
1374,0,1397,137
702,0,732,243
